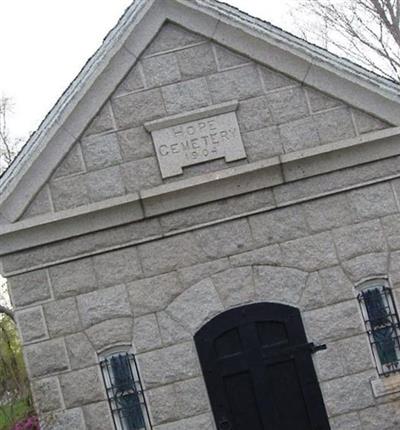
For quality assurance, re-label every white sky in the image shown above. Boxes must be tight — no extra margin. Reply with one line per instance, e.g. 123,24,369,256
0,0,298,142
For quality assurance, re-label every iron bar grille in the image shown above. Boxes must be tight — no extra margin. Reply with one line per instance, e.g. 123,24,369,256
100,353,152,430
358,285,400,376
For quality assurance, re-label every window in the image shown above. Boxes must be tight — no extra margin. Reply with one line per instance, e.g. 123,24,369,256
100,351,152,430
357,280,400,376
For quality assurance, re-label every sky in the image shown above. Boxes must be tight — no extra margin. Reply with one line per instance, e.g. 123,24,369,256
0,0,298,142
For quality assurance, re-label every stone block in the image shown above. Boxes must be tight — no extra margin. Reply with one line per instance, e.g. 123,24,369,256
85,166,126,203
157,311,192,346
359,400,400,430
342,252,388,283
214,44,250,70
333,220,386,261
42,408,86,430
314,107,356,144
112,88,166,129
330,412,362,430
259,66,296,91
175,377,210,418
137,342,199,388
321,370,375,416
144,23,206,56
65,332,97,370
81,132,122,171
306,88,343,113
121,157,162,193
318,265,354,305
93,246,142,287
8,269,51,308
353,110,388,134
212,267,255,308
194,219,254,259
265,87,309,124
52,144,85,179
16,307,47,344
347,182,397,221
85,318,133,352
166,278,223,333
31,377,63,413
304,300,363,342
242,126,283,161
139,233,208,276
113,64,144,98
249,206,309,246
127,272,184,317
300,272,325,311
302,194,354,233
176,43,217,79
207,65,263,103
44,297,82,337
22,186,52,219
154,413,214,430
50,174,90,211
83,401,114,430
117,126,154,161
60,366,105,408
382,213,400,250
162,78,211,114
142,52,181,87
280,116,321,153
133,314,162,352
84,102,114,137
230,244,282,267
49,258,97,299
77,285,132,328
237,96,274,132
25,338,69,378
147,384,178,425
255,265,307,305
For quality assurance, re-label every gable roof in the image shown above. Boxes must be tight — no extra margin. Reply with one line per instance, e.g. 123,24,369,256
1,0,400,224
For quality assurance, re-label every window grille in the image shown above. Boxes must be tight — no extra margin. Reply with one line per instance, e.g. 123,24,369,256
357,283,400,376
100,352,152,430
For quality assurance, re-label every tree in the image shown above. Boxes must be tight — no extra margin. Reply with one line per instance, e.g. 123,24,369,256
293,0,400,81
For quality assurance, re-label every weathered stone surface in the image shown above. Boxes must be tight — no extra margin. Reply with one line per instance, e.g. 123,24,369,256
321,370,375,416
230,244,282,267
77,285,132,328
314,107,356,144
333,220,386,261
142,53,181,88
353,110,388,134
155,413,214,430
83,401,114,430
93,247,142,286
60,366,105,408
304,300,363,342
302,194,354,233
242,126,283,161
22,186,53,219
127,272,184,316
31,377,63,413
65,332,97,370
25,339,69,378
113,64,144,98
157,311,192,346
16,307,47,344
382,213,400,250
112,88,166,129
280,232,338,271
212,267,255,308
121,157,162,192
52,145,85,179
137,342,199,388
266,87,309,124
249,206,308,246
162,78,211,114
147,384,177,425
117,126,154,161
194,219,253,258
42,408,86,430
50,174,90,211
208,65,262,103
166,278,223,333
49,258,97,299
214,44,250,70
237,96,274,132
175,377,210,419
359,400,400,430
342,252,388,282
318,266,354,305
44,297,82,337
85,166,125,202
347,182,397,221
259,66,296,91
139,233,208,276
255,265,307,305
133,313,162,352
81,132,122,171
7,269,51,307
300,272,325,311
85,318,133,352
306,88,343,113
330,412,362,430
280,116,321,153
176,43,217,79
85,102,114,137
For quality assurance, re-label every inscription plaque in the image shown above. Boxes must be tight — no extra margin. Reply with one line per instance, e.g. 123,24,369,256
145,102,247,178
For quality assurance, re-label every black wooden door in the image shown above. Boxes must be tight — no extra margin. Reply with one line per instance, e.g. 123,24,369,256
195,303,330,430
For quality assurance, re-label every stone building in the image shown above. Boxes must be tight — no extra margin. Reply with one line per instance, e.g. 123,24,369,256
1,0,400,428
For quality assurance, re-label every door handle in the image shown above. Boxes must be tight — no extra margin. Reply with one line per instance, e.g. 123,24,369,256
218,416,232,430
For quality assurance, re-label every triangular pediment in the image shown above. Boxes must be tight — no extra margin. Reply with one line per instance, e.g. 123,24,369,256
1,0,400,226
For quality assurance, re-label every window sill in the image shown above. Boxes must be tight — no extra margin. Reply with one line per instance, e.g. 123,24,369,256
371,373,400,398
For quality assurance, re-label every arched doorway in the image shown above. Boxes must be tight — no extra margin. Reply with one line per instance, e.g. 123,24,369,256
194,303,330,430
